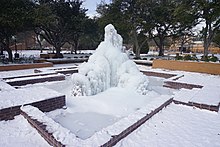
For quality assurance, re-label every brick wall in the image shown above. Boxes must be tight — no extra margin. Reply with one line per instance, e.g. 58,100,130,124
21,111,65,147
141,71,176,79
56,69,78,75
0,106,21,121
0,62,53,71
6,75,65,87
0,95,65,121
163,81,203,90
153,59,220,75
3,73,58,80
173,100,219,112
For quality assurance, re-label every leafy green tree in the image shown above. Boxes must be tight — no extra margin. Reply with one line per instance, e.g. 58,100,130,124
139,0,198,56
97,0,146,59
196,0,220,59
97,0,198,57
78,18,100,50
34,0,86,57
0,0,34,61
67,1,87,54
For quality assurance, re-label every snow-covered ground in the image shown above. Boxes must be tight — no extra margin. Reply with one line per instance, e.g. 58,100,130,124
116,104,220,147
18,73,172,139
0,25,220,146
0,87,63,109
0,63,220,146
0,115,51,147
46,87,168,139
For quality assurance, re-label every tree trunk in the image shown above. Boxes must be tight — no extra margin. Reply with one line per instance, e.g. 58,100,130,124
74,39,79,54
0,43,3,55
203,22,209,59
152,35,164,56
4,37,13,62
203,38,209,58
55,46,63,58
180,42,184,53
158,36,164,56
71,44,74,54
133,30,140,59
36,35,43,53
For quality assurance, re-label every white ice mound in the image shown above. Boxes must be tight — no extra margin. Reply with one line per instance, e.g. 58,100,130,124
71,24,149,96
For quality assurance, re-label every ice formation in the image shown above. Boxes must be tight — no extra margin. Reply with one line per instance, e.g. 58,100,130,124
71,24,149,96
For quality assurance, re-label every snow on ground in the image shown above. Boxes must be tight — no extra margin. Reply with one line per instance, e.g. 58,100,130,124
0,87,63,109
83,95,171,146
191,85,220,105
46,86,169,139
173,86,220,105
13,73,170,140
12,50,46,58
77,50,95,54
52,63,78,68
0,63,78,80
173,72,220,86
1,49,220,146
0,80,15,91
0,115,51,147
0,69,40,79
115,104,220,147
140,65,220,105
139,64,220,86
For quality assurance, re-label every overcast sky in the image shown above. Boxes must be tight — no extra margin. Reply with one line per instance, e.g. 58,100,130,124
83,0,111,17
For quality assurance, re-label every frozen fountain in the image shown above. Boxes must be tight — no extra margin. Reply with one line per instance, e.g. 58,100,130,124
71,24,149,96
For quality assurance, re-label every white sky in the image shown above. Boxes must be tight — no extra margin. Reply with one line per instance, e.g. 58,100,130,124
83,0,111,17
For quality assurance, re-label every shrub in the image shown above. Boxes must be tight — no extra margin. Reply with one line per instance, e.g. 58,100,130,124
175,55,183,60
183,54,198,61
201,55,219,62
183,55,192,60
209,55,218,62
